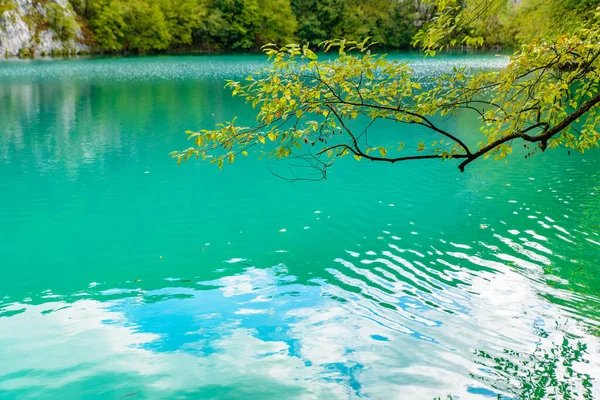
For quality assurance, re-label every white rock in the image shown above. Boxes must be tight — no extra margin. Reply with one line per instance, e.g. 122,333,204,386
0,0,89,58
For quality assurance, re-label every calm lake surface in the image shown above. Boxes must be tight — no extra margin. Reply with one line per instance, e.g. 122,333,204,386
1,55,600,399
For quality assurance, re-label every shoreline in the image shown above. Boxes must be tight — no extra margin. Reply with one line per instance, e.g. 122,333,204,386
1,46,512,61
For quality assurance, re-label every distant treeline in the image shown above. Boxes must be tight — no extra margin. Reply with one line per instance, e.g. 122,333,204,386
466,0,600,49
69,0,421,53
67,0,600,54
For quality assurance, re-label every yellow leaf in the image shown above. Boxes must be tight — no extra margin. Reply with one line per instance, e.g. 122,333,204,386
241,150,249,156
354,154,362,161
258,136,266,144
378,147,387,157
303,46,318,60
268,132,277,142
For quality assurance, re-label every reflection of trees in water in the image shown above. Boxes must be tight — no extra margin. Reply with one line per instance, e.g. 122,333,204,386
0,84,33,160
576,183,600,292
473,333,594,399
0,82,120,174
0,79,225,176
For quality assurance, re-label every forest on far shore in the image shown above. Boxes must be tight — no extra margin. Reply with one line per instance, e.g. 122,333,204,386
9,0,600,53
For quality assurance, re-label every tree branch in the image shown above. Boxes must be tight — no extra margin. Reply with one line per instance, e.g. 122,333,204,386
458,91,600,171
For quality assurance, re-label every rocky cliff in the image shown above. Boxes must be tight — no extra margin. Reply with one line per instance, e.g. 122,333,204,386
0,0,88,57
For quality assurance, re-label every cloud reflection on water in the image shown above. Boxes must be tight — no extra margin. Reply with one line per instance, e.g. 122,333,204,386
1,258,598,399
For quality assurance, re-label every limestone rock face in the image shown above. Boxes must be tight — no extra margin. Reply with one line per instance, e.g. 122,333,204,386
0,7,31,56
0,0,89,57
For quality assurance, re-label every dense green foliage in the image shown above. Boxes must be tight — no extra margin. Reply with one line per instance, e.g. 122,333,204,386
71,0,422,52
46,2,78,42
415,0,600,51
26,0,594,53
86,0,197,52
4,0,600,53
74,0,301,52
193,0,297,50
290,0,419,47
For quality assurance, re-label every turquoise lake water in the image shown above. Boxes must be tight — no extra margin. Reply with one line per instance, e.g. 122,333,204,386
1,55,600,399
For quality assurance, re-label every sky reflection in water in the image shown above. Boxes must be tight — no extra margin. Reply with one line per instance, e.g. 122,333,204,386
1,251,598,398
